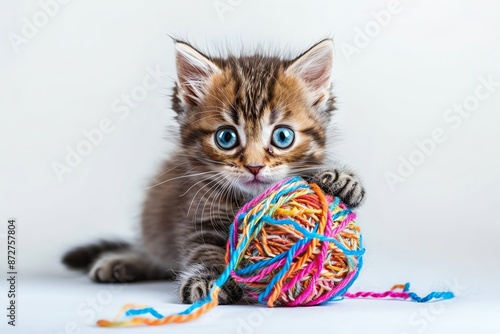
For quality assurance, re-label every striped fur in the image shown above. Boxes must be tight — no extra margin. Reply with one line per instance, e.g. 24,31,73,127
62,39,365,304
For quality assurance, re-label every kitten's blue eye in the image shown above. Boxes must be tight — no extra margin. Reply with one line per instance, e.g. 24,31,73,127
215,128,239,150
272,127,295,149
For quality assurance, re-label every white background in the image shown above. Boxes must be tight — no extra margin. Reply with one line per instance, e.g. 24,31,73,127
1,0,499,333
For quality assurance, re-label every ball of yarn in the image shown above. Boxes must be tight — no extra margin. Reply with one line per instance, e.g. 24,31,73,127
226,176,364,307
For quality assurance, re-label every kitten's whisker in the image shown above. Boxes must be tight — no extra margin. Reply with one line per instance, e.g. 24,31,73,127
209,187,224,229
191,114,224,125
188,107,228,116
145,170,219,189
153,161,192,179
288,165,329,172
176,166,215,188
223,175,241,227
199,88,235,108
196,175,227,235
180,172,222,197
207,176,227,223
210,176,233,230
222,175,240,225
188,174,225,218
190,175,225,238
216,177,234,225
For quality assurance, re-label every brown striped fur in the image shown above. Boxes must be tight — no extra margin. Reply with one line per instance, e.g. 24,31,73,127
62,39,365,304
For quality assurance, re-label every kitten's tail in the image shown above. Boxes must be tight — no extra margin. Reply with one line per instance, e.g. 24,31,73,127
62,240,131,271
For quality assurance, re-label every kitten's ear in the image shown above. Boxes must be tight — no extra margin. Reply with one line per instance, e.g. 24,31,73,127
286,39,333,95
175,42,221,106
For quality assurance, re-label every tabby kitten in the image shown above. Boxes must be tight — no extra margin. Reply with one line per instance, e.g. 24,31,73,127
62,39,365,304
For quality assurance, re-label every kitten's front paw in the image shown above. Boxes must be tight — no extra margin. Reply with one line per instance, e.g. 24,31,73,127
311,168,366,208
179,264,243,304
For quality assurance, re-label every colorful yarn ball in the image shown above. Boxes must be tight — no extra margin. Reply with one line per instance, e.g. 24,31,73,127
226,176,364,307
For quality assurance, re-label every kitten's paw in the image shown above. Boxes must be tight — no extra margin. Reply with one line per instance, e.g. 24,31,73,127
179,264,243,304
89,253,144,283
311,168,366,208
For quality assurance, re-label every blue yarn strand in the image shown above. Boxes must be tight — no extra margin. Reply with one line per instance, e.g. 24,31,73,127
408,291,455,302
402,282,455,302
125,307,164,319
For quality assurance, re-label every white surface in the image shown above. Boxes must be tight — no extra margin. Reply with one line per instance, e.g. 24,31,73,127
1,0,500,333
0,272,499,334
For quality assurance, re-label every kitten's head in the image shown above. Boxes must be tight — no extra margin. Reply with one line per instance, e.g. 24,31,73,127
172,40,335,196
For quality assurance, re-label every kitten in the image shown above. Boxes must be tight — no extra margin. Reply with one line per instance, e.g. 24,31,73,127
62,39,365,305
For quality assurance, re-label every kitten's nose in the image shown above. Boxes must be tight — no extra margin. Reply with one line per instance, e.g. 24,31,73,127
245,164,265,175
